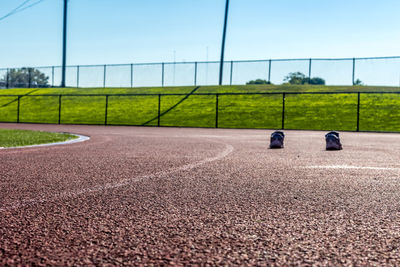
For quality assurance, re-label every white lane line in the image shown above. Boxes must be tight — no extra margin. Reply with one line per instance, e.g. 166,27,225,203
0,141,234,212
304,165,400,171
0,133,90,150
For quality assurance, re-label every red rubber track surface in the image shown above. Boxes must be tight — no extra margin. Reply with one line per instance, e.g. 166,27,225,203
1,123,400,265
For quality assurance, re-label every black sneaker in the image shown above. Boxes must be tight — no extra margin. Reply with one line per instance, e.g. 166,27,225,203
270,131,285,149
325,131,342,150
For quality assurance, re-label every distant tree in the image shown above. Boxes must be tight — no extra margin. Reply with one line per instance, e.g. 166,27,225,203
246,79,271,85
284,72,307,85
1,68,49,88
284,72,325,85
354,79,363,85
308,77,325,85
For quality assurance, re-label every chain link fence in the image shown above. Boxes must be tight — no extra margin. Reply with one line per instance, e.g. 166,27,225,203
1,92,400,132
1,56,400,88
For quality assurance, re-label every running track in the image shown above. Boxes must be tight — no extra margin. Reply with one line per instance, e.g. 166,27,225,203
1,124,400,265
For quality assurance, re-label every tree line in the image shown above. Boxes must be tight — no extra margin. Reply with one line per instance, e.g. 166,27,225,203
0,68,49,88
247,72,326,85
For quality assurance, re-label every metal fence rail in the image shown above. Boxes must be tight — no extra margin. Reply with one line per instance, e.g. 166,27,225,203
1,92,400,132
2,56,400,88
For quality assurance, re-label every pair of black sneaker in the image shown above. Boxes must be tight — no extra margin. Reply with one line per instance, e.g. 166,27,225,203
269,131,342,150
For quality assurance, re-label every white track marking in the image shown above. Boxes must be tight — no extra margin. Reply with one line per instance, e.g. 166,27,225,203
304,165,400,171
0,141,234,212
0,134,89,149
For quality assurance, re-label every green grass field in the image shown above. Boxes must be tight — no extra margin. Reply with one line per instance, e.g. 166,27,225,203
1,84,400,132
0,129,77,148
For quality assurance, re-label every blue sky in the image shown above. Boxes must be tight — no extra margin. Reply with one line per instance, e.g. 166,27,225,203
1,0,400,68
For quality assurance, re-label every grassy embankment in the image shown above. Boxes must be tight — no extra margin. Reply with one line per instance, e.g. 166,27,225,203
0,128,77,148
0,84,400,132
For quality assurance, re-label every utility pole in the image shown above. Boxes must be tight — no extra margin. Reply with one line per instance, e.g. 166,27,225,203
61,0,68,87
219,0,229,86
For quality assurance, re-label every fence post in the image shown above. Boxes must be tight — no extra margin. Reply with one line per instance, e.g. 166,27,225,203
17,96,21,123
230,61,233,85
173,61,176,85
268,59,272,84
356,92,360,132
105,95,109,125
282,93,286,129
6,68,9,89
352,58,356,85
161,63,165,87
308,58,312,83
130,64,134,88
194,62,198,86
58,95,62,124
77,66,80,88
28,68,32,88
215,94,219,128
51,66,54,87
103,64,107,88
158,94,161,126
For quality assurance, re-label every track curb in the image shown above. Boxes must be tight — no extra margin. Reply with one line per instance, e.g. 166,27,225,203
0,133,90,150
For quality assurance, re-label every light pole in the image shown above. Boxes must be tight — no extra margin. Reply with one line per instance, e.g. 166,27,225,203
219,0,229,86
61,0,68,87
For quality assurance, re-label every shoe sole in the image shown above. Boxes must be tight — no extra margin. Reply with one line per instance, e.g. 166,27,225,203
270,140,284,149
326,139,342,150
